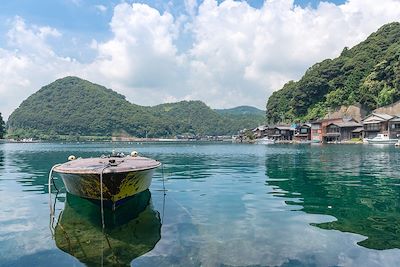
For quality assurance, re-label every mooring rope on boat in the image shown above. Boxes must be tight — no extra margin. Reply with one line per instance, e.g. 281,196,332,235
48,163,62,226
161,163,167,224
99,164,111,230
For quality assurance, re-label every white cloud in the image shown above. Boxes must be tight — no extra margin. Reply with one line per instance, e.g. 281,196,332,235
183,0,400,109
95,4,107,13
87,3,189,104
2,0,400,119
69,0,81,6
0,17,82,119
184,0,198,17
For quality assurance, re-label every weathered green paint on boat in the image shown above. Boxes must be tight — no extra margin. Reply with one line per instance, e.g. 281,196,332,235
53,156,161,204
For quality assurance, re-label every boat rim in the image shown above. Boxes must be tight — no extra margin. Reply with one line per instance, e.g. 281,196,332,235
53,156,161,175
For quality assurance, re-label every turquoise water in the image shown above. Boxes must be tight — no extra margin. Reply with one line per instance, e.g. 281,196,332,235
0,142,400,266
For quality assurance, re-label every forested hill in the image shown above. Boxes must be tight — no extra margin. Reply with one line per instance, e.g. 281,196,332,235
215,106,265,132
266,22,400,122
215,106,265,116
7,77,265,139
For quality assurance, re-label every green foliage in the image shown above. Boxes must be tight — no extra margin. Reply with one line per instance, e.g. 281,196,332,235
244,129,255,140
215,106,265,131
0,113,5,139
267,22,400,121
377,85,397,106
215,106,265,116
303,103,327,122
7,77,264,139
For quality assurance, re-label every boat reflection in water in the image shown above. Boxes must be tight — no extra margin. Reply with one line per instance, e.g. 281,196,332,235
53,190,161,266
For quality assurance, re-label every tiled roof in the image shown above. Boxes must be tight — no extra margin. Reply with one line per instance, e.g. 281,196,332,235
363,113,393,122
334,121,362,128
389,116,400,122
275,126,295,130
352,127,364,133
327,120,361,128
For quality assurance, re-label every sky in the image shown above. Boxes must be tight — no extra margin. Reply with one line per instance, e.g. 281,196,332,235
0,0,400,119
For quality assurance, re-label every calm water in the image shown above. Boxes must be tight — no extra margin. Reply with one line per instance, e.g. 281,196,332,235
0,142,400,267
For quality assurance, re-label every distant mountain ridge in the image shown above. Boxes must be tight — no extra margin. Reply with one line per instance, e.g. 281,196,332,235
215,106,265,116
266,22,400,122
7,77,265,139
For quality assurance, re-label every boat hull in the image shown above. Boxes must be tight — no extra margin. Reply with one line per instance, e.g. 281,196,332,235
364,139,398,144
255,138,275,145
58,168,156,204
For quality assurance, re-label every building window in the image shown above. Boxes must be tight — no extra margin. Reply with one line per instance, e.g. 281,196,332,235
391,123,400,130
327,125,340,133
364,123,380,131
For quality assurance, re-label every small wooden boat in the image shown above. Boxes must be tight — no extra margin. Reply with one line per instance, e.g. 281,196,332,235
53,154,161,207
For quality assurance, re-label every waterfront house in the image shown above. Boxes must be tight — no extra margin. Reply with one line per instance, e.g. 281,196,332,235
362,113,393,138
324,120,362,142
268,125,295,141
311,121,322,142
294,123,311,141
252,125,268,139
311,118,343,143
351,127,364,139
388,116,400,139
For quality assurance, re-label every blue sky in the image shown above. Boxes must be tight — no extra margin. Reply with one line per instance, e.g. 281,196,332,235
0,1,347,27
0,0,346,52
0,0,398,119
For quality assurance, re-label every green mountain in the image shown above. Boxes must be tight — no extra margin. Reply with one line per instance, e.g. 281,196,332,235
266,22,400,122
215,106,265,116
215,106,265,131
7,77,264,139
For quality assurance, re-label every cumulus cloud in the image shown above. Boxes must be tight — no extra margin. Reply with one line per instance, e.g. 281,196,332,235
184,0,400,109
2,0,400,119
0,17,81,119
88,3,189,104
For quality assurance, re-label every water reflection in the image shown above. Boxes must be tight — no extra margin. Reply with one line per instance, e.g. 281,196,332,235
53,190,161,266
266,145,400,250
0,146,4,169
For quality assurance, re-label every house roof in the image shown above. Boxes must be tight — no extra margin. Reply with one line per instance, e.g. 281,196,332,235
352,127,364,133
362,113,393,123
389,116,400,122
252,125,268,132
326,120,361,128
275,126,295,131
336,121,362,128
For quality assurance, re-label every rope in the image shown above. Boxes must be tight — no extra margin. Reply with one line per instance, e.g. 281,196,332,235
99,164,110,230
161,163,166,195
99,164,110,267
161,163,166,224
48,164,62,228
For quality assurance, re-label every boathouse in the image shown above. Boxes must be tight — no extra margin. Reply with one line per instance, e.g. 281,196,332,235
323,120,362,142
311,121,322,142
267,125,295,141
362,113,393,138
294,124,311,141
252,125,268,139
388,116,400,139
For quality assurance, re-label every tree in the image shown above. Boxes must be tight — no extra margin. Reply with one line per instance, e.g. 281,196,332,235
0,113,5,139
